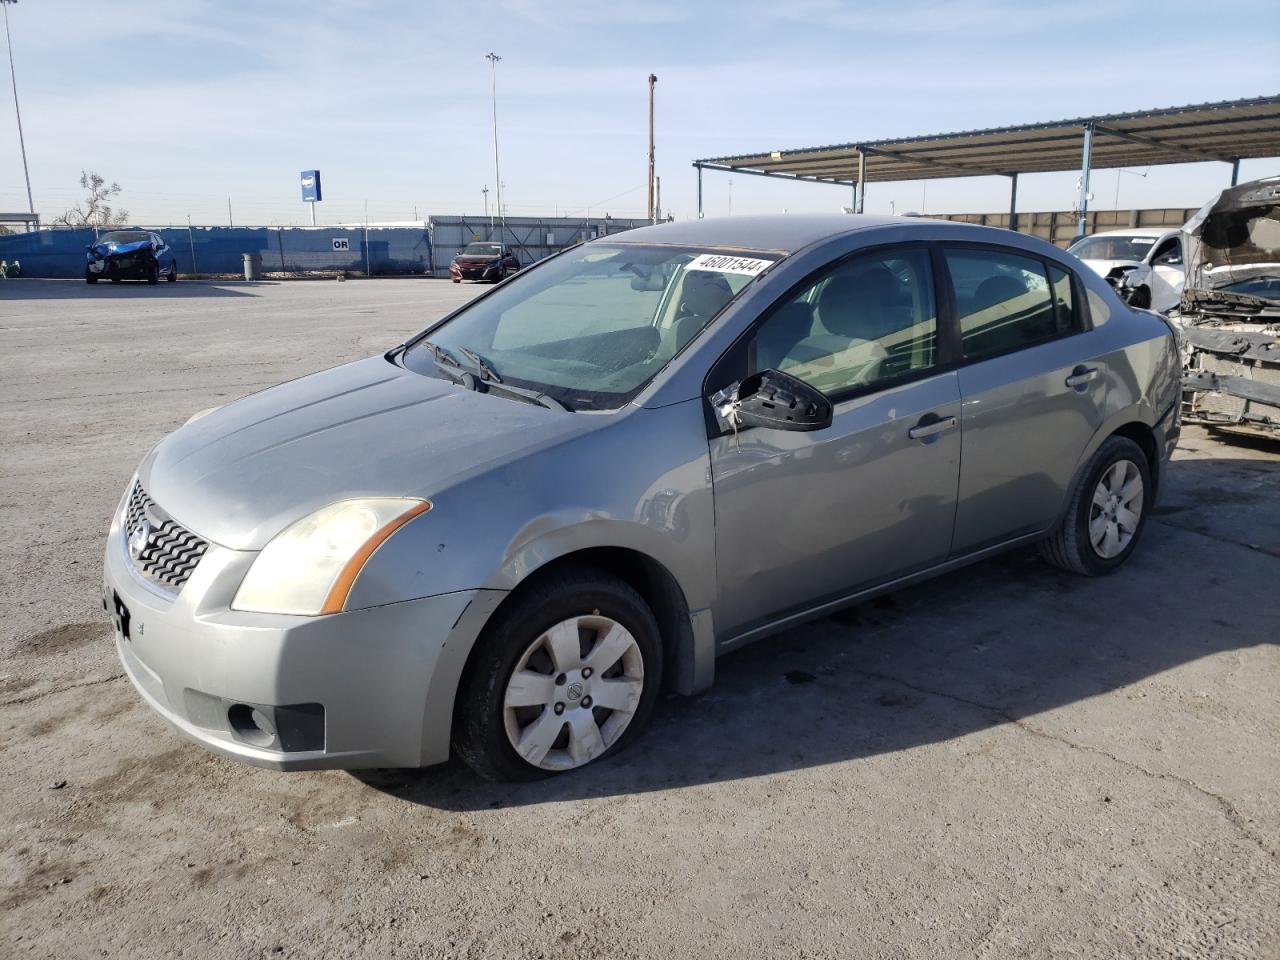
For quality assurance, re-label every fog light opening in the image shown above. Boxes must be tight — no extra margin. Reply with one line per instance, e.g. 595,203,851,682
228,704,278,748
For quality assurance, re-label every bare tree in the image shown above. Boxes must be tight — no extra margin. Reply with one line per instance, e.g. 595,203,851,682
52,171,129,227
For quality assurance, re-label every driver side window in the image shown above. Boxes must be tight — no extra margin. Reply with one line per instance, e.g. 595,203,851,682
1151,237,1182,266
749,247,938,397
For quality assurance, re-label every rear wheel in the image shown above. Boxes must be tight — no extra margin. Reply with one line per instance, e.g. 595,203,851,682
166,263,178,282
85,269,98,285
1039,435,1151,576
453,568,663,781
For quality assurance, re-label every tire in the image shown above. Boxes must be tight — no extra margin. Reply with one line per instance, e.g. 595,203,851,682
166,264,178,282
1039,435,1152,576
85,269,97,285
147,263,160,285
1128,285,1151,310
453,567,663,782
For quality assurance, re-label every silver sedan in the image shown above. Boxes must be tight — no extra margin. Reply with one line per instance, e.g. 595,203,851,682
103,215,1181,781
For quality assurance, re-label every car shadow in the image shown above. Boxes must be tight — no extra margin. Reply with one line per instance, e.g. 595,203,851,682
352,452,1278,811
0,278,261,300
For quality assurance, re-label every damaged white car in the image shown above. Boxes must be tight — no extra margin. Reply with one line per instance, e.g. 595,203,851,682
1174,177,1280,440
1068,228,1185,313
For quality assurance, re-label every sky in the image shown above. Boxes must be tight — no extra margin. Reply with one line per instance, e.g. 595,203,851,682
2,0,1278,227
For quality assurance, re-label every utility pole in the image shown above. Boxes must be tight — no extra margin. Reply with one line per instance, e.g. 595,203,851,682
227,197,233,228
646,73,657,223
2,0,33,216
655,176,661,222
485,53,504,244
482,185,490,227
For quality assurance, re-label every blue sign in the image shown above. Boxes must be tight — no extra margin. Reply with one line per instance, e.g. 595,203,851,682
300,170,322,203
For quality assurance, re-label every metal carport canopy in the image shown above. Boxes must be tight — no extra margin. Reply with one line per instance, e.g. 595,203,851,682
692,95,1280,228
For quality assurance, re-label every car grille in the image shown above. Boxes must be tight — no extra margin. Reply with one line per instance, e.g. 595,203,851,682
123,481,209,591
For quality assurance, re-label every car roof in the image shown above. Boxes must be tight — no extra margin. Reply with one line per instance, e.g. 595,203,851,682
610,214,925,255
1083,227,1177,239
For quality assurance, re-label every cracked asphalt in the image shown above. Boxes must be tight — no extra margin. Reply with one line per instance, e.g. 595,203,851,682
2,278,1278,959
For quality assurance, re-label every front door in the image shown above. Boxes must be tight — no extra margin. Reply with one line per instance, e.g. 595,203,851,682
1148,236,1185,313
708,245,962,639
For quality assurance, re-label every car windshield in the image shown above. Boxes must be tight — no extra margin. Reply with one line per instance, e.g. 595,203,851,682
1068,235,1158,262
1219,275,1280,301
97,231,149,244
462,243,502,256
403,243,779,410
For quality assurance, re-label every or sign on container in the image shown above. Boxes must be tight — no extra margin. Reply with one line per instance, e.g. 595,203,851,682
301,170,323,203
332,238,350,251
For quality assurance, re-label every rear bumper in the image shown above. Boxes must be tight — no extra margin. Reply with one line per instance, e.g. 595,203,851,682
103,502,496,771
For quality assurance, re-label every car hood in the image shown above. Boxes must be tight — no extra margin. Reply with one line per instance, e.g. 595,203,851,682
90,239,153,257
1183,176,1280,291
1078,257,1145,277
141,355,589,550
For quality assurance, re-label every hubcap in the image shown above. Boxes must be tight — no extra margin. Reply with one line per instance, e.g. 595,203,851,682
1088,459,1144,559
502,614,644,771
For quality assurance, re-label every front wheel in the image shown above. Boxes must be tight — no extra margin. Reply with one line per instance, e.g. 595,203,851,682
85,269,98,285
147,262,160,285
453,568,663,781
166,264,178,282
1039,435,1152,576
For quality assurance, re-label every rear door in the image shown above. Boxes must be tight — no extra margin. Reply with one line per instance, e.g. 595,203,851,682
708,245,962,638
941,246,1106,554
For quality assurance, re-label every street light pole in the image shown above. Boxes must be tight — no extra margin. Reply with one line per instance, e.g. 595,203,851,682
482,185,490,228
485,52,504,245
646,73,657,223
2,0,34,217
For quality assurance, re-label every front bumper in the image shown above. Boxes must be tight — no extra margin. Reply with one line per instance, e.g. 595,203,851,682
103,500,492,770
1178,323,1280,436
88,255,156,279
450,263,499,281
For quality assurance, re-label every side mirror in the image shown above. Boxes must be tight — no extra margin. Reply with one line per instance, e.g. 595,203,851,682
714,368,833,433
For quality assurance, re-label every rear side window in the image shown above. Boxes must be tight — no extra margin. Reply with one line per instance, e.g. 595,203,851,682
943,249,1074,360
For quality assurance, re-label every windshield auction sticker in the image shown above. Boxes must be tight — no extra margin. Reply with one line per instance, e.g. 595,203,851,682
686,254,773,276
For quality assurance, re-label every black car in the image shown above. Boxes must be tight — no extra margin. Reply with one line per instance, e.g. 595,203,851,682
449,242,520,283
86,231,179,284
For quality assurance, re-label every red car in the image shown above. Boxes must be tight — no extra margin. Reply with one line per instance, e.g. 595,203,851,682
450,242,521,283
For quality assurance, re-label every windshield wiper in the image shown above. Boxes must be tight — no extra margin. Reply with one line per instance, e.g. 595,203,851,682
458,346,502,383
421,339,464,370
481,379,570,411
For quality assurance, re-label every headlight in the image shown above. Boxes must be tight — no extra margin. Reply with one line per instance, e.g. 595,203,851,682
232,498,431,616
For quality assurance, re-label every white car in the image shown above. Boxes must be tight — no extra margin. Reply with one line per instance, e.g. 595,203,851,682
1068,228,1185,313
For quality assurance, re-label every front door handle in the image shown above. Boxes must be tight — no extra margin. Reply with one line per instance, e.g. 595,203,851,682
908,414,958,441
1065,365,1099,389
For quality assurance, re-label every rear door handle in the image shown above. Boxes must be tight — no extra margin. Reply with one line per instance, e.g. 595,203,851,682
908,415,958,441
1065,366,1099,389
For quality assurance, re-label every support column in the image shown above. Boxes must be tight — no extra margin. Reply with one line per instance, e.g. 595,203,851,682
1076,123,1094,239
696,164,704,219
1008,172,1019,232
855,149,867,214
1230,158,1240,186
